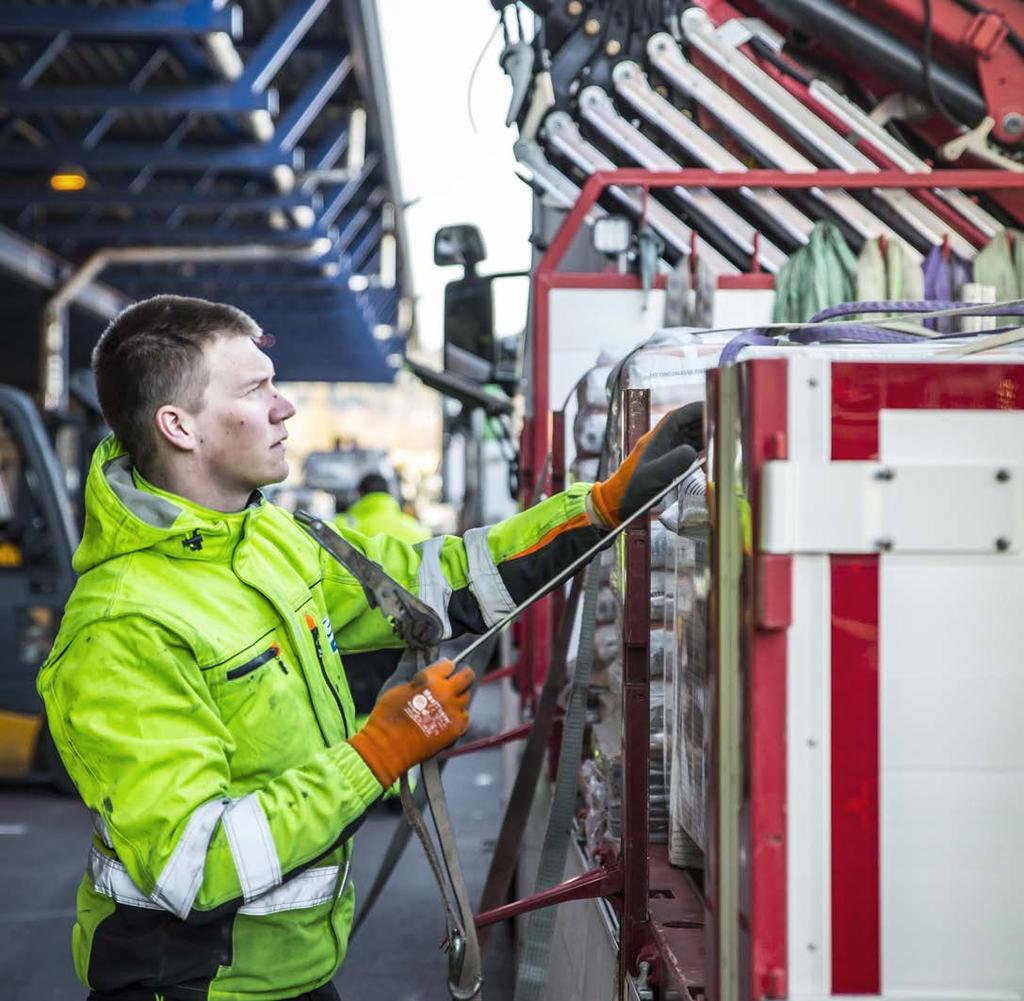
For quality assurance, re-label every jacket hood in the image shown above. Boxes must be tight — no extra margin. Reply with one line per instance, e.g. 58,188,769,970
347,492,400,517
73,435,260,573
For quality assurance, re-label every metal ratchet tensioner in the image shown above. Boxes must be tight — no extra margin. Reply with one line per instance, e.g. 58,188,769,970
293,510,443,652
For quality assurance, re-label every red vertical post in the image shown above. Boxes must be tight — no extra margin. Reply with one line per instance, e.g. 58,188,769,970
620,388,652,984
547,409,568,773
528,270,552,700
550,410,567,641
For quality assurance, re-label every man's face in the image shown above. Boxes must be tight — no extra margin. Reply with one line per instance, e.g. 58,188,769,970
189,335,296,496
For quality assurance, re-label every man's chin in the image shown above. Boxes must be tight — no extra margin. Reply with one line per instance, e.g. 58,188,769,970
259,460,290,487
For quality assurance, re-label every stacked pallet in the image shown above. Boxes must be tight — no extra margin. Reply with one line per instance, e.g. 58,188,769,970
573,331,726,855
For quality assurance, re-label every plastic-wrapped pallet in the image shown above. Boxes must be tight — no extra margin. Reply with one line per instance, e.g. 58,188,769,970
573,408,606,456
591,623,621,691
595,585,618,629
650,519,674,571
649,570,676,620
579,758,610,858
576,363,614,411
569,455,599,485
667,464,710,867
572,357,616,461
609,327,732,415
601,329,725,856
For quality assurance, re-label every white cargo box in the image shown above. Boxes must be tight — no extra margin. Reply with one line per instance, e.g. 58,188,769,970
706,344,1024,1001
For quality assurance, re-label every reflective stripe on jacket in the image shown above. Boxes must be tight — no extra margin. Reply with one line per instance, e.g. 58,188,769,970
38,435,601,1000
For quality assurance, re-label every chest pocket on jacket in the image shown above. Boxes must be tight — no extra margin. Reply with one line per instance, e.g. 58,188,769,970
226,644,281,680
207,638,292,726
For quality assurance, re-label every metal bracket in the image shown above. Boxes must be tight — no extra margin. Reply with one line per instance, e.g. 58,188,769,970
867,92,931,128
940,115,1024,171
714,16,784,52
500,39,534,126
474,861,624,929
761,461,1021,555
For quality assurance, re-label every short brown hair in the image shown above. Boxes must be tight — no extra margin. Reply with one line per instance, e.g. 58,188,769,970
92,294,262,467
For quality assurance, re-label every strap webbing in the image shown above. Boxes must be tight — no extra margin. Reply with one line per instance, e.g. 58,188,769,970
513,553,604,1001
423,756,484,1000
511,386,622,999
352,639,495,1000
475,571,584,950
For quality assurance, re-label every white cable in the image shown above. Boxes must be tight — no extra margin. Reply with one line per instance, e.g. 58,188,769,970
467,13,505,136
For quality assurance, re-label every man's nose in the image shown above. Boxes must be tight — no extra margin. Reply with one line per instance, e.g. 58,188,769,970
272,392,297,422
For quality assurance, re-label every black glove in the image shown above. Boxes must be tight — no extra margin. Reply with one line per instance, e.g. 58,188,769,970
590,402,704,528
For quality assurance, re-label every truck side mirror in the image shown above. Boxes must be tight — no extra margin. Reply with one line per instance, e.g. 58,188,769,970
443,275,495,382
434,225,487,273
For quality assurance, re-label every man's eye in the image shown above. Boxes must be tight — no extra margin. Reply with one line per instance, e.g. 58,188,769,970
247,384,262,395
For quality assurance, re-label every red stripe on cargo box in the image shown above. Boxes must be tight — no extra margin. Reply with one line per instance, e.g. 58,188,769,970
746,358,790,999
827,361,1024,993
831,362,1024,460
829,361,882,994
829,555,880,994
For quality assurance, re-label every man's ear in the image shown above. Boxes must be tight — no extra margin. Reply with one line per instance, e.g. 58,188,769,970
154,404,198,453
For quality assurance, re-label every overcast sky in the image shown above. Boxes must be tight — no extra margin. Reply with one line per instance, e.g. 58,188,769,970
376,0,532,354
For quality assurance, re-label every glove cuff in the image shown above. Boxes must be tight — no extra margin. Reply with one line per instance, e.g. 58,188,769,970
585,489,613,530
348,726,403,791
589,481,620,529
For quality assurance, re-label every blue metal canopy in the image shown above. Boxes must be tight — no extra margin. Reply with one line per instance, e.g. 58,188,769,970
0,0,413,389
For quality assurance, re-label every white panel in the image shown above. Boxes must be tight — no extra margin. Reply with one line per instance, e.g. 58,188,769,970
761,461,1021,555
547,287,667,408
880,409,1024,466
785,353,833,466
883,770,1024,993
880,408,1024,998
884,558,1024,772
785,353,833,997
786,554,832,998
708,287,775,330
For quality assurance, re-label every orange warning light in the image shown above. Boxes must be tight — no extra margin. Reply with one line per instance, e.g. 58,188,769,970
49,170,87,192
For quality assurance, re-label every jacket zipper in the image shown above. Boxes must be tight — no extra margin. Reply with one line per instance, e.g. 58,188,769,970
226,644,280,680
305,614,350,739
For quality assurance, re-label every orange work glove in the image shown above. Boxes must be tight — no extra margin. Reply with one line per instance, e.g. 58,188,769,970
347,659,475,789
590,402,704,529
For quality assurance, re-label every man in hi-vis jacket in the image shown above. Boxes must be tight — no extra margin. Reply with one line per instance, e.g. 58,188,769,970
38,295,700,1001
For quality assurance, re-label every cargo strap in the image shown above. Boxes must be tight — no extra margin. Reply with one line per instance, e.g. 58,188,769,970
474,572,584,951
510,393,618,1001
350,635,499,944
293,515,483,1001
513,552,604,1001
404,646,485,1001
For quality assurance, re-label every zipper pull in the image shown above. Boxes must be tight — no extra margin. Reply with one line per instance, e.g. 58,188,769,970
271,643,287,674
305,611,349,736
304,613,325,665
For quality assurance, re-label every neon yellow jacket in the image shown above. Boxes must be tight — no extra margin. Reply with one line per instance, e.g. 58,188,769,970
335,491,430,545
38,436,601,1000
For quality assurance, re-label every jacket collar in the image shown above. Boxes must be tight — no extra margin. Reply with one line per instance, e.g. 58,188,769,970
73,435,265,572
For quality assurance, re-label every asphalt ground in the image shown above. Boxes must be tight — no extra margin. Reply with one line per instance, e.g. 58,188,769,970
0,682,516,1001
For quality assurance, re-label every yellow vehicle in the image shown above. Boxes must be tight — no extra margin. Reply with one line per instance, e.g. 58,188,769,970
0,386,77,791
